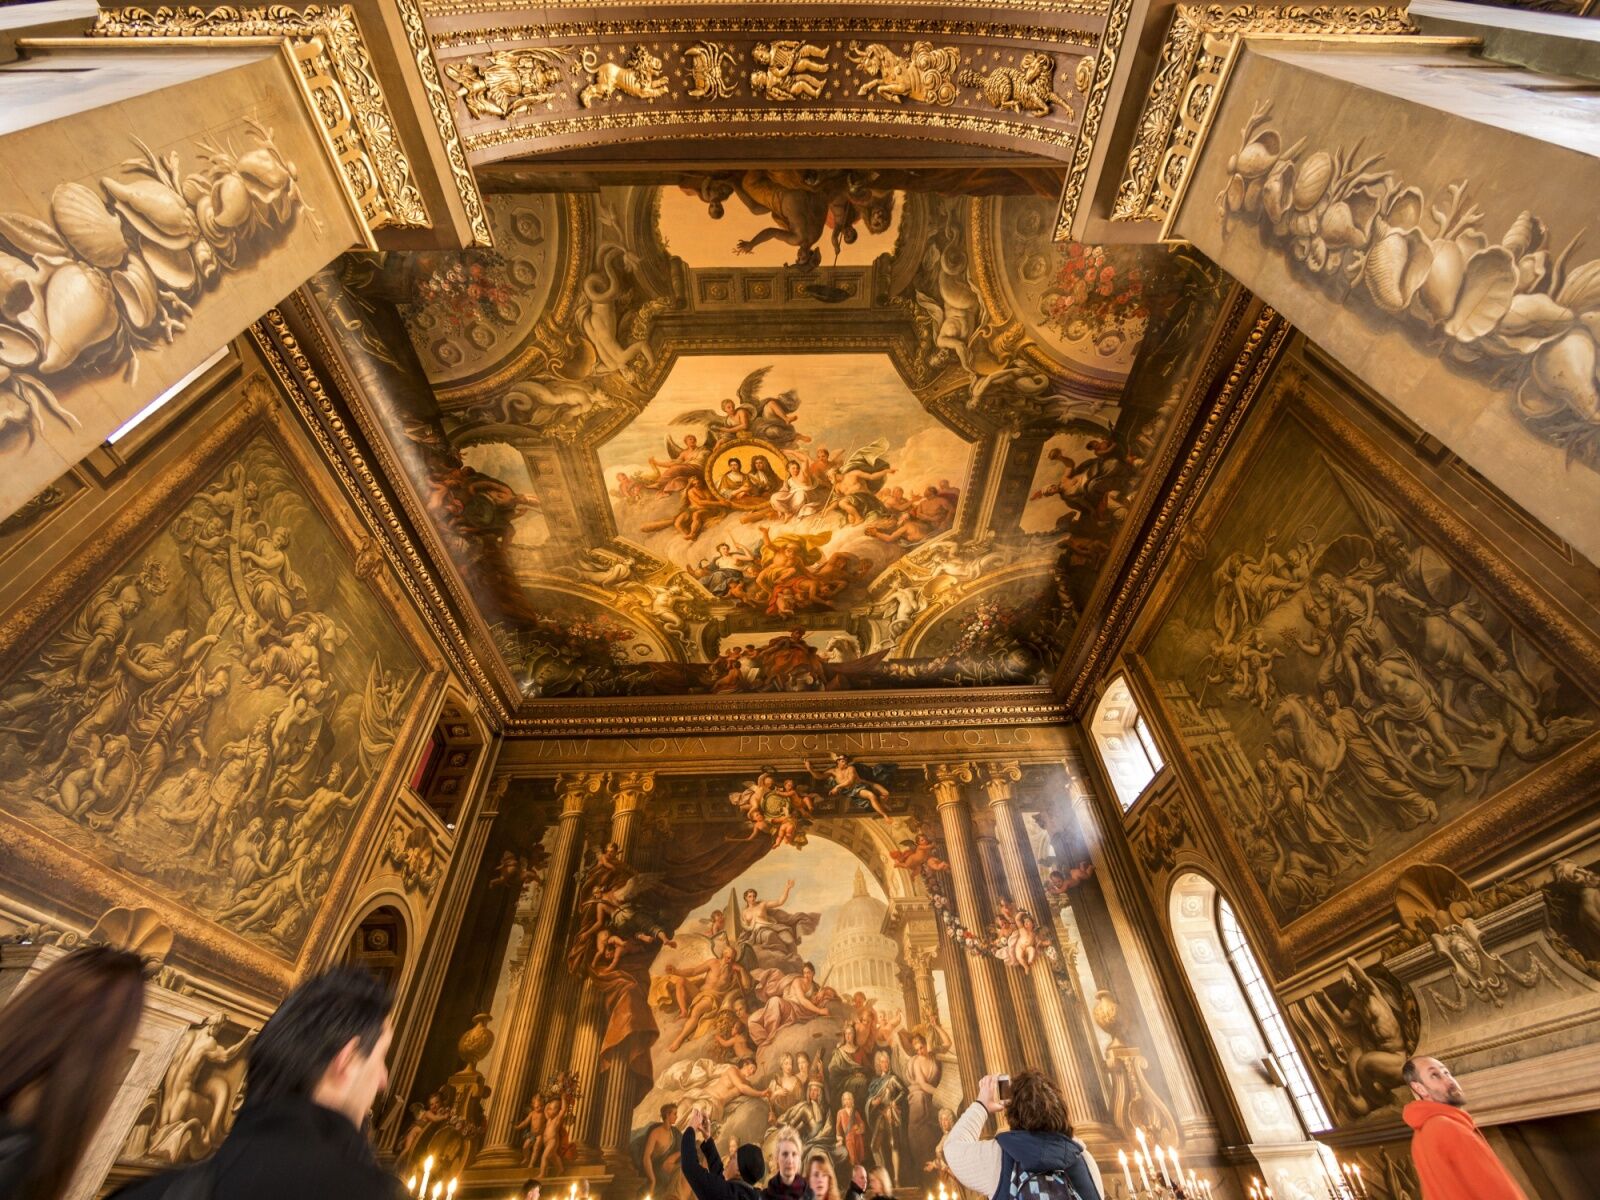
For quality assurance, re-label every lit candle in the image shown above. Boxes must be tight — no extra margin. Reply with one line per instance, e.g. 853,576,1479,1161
1353,1166,1363,1199
421,1156,434,1200
408,1178,417,1197
1136,1151,1151,1191
1136,1128,1149,1154
432,1184,443,1200
1168,1147,1183,1182
447,1182,457,1200
1120,1150,1136,1195
1154,1146,1170,1186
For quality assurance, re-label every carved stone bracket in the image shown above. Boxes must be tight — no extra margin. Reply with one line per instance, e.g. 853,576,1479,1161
1110,5,1415,225
93,4,432,236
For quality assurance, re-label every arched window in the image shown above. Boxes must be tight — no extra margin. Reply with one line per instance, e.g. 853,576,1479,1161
1090,675,1165,810
1216,895,1331,1134
1169,872,1334,1198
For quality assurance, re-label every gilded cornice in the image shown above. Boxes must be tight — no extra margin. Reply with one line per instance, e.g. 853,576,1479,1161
430,18,1098,48
395,0,495,247
248,310,515,728
92,4,432,235
1053,0,1132,240
1110,4,1415,224
426,0,1109,15
1054,298,1291,712
502,686,1071,736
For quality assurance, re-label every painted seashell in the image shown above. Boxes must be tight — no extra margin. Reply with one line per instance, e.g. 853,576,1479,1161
1443,246,1517,343
1306,237,1328,274
1414,239,1466,325
0,322,41,370
1483,292,1576,357
1261,159,1295,224
103,177,198,250
1382,186,1424,233
1291,236,1311,262
1502,211,1545,259
1557,258,1600,314
0,251,38,319
214,174,252,229
51,182,128,270
0,210,70,261
1291,151,1333,211
1242,177,1265,214
1289,210,1317,239
37,262,120,374
112,254,161,332
1363,228,1430,313
1221,175,1246,214
1235,132,1281,180
1516,251,1549,295
1319,201,1366,249
1530,329,1599,422
137,240,197,293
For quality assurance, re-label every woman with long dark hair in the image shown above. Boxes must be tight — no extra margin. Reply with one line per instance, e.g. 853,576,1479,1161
0,944,148,1200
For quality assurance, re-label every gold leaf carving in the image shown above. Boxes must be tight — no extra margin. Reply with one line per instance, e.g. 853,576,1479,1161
1111,5,1415,224
93,5,431,233
685,41,739,101
578,45,672,107
751,40,831,101
444,47,576,119
846,41,962,106
957,52,1073,119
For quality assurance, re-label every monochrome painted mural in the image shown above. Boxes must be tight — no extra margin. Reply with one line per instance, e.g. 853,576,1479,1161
310,170,1231,699
1144,411,1597,926
0,436,422,957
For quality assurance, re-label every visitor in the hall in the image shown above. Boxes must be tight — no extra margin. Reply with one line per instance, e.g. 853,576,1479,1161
521,1180,542,1200
765,1125,809,1200
866,1167,896,1199
0,945,148,1200
806,1152,842,1200
112,967,395,1200
1403,1056,1529,1200
681,1106,766,1200
943,1071,1104,1200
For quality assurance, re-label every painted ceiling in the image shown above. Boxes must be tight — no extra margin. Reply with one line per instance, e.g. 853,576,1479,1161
311,169,1230,700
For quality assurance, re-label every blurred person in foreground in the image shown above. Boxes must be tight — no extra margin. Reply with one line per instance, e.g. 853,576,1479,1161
681,1107,765,1200
113,967,397,1199
0,945,148,1200
944,1071,1103,1200
1403,1056,1528,1200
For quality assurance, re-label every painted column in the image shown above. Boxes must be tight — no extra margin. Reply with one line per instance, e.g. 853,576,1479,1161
985,762,1115,1137
479,771,605,1165
599,771,657,1176
974,810,1045,1071
929,762,1014,1076
935,925,983,1097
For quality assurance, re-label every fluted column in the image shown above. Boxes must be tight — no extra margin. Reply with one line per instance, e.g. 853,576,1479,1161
974,809,1046,1072
600,772,656,1176
480,771,606,1164
928,762,1013,1077
985,763,1114,1137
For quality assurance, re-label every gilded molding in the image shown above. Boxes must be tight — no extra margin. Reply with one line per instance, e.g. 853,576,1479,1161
247,311,512,726
425,0,1110,14
431,18,1097,51
1110,5,1415,224
93,5,431,234
1058,299,1290,712
1053,0,1132,240
394,0,495,247
461,105,1077,155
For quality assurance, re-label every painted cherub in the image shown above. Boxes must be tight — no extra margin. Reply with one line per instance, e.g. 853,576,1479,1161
889,832,948,874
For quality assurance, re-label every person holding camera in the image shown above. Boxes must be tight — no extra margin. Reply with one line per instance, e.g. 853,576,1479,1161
943,1072,1103,1200
680,1106,767,1200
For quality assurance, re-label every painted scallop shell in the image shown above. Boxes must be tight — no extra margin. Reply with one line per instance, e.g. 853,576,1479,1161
50,182,127,270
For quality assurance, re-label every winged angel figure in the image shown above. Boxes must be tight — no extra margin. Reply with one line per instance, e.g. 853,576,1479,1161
671,366,807,449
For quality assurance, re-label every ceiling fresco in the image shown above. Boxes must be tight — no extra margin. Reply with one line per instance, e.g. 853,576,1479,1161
308,169,1230,700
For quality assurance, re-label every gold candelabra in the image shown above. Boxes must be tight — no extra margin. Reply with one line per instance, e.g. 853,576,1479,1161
1116,1128,1214,1199
407,1155,457,1200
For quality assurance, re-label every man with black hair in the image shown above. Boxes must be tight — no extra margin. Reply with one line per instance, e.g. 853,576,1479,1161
681,1106,765,1200
114,966,397,1199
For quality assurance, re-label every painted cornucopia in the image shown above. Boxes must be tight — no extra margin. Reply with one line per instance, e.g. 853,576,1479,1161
0,121,310,452
1219,101,1600,465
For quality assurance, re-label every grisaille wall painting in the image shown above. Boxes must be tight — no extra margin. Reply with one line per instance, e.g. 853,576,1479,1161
1144,410,1597,926
396,756,1168,1187
0,436,422,957
309,170,1229,698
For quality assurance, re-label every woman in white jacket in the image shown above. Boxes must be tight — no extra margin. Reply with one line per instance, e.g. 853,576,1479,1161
943,1072,1105,1200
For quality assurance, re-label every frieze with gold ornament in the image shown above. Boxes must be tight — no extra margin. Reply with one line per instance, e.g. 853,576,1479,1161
91,5,430,233
750,40,831,101
958,52,1073,118
444,46,577,119
846,40,963,105
578,45,673,106
1111,4,1415,223
685,40,739,101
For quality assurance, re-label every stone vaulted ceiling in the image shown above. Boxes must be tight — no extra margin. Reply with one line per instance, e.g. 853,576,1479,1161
304,168,1231,702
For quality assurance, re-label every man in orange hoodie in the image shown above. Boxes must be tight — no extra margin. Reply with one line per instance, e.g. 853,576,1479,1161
1403,1056,1529,1200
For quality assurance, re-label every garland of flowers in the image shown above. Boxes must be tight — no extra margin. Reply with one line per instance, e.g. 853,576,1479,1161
920,867,1074,986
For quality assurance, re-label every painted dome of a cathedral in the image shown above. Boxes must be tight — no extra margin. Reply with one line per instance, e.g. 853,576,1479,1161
834,868,888,934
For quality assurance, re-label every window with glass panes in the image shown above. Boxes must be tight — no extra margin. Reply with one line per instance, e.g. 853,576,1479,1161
1216,895,1332,1134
